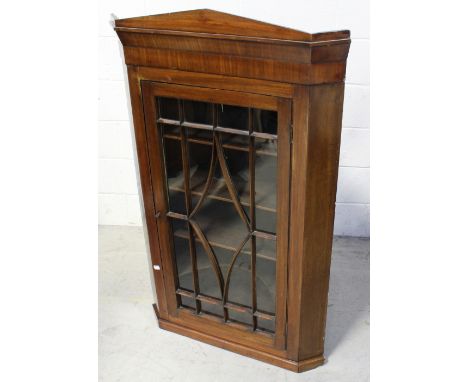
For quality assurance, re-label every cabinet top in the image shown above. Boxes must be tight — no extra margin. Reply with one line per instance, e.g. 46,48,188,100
114,9,351,84
114,9,350,45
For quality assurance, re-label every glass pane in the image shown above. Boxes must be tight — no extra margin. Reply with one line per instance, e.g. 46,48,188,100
253,109,277,135
255,138,277,156
221,147,249,207
220,131,250,148
256,237,276,314
184,100,213,125
200,302,223,318
256,236,276,261
160,122,179,136
256,209,276,235
156,95,282,334
195,241,232,300
255,146,277,232
228,309,252,326
193,198,249,252
171,219,193,291
187,141,213,207
225,251,251,307
217,104,248,132
257,317,275,333
180,296,196,310
162,135,186,214
188,142,249,216
158,97,179,121
188,126,213,141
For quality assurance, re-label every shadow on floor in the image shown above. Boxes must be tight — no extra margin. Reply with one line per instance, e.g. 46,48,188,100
324,236,370,356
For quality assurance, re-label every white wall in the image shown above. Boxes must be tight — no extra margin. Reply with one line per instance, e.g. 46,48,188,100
98,0,370,237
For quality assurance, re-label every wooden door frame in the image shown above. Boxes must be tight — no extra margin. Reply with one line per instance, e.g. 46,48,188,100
139,78,291,353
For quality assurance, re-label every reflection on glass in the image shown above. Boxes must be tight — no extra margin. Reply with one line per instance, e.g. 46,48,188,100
255,147,277,233
158,97,179,120
220,147,249,205
171,220,193,290
255,138,277,156
195,242,231,300
220,131,250,149
180,296,196,310
193,199,249,251
188,141,213,199
161,122,179,136
256,210,276,235
253,109,277,135
201,302,223,318
184,100,213,125
162,136,186,214
188,127,213,141
256,237,276,261
225,250,251,308
218,104,248,131
257,317,275,333
188,142,249,213
256,237,276,314
228,309,251,326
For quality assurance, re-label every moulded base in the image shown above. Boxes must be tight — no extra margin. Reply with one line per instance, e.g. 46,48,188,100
154,305,325,373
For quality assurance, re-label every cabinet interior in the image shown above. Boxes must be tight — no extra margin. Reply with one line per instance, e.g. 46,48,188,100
157,96,279,333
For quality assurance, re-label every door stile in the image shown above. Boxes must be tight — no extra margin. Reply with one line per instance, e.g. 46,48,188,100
126,68,169,319
141,81,180,316
274,98,292,349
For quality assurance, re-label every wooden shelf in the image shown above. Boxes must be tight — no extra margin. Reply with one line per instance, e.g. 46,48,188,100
173,234,277,316
163,132,277,157
172,229,276,262
167,155,277,213
169,195,276,253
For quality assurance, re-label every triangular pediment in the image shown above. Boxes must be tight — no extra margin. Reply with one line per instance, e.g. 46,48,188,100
114,9,344,42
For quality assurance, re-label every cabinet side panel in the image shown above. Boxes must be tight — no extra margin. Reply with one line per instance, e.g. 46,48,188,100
287,86,310,361
126,66,169,318
298,83,345,359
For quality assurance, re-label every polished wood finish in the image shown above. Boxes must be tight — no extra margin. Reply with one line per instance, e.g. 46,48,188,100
115,9,350,372
158,317,324,373
136,67,295,97
287,84,345,361
140,79,290,348
115,9,348,42
122,46,346,84
115,9,350,84
126,66,168,320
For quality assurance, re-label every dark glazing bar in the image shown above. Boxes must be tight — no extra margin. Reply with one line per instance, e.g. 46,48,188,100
178,99,202,313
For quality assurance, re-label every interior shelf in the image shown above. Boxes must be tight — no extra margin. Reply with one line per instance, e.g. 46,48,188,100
163,132,278,157
172,228,276,262
157,99,279,332
169,197,277,260
167,154,277,213
173,232,277,318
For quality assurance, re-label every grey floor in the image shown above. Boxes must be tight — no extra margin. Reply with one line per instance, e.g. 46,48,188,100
99,226,369,381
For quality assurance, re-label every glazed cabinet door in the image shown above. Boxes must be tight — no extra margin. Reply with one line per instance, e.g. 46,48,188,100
141,81,291,350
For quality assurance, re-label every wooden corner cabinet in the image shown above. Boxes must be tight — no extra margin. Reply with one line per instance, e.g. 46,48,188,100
114,9,350,372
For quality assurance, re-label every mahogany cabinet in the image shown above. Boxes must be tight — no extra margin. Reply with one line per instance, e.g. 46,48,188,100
114,9,350,372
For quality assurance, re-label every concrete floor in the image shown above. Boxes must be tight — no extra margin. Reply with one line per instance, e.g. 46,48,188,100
99,226,369,381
